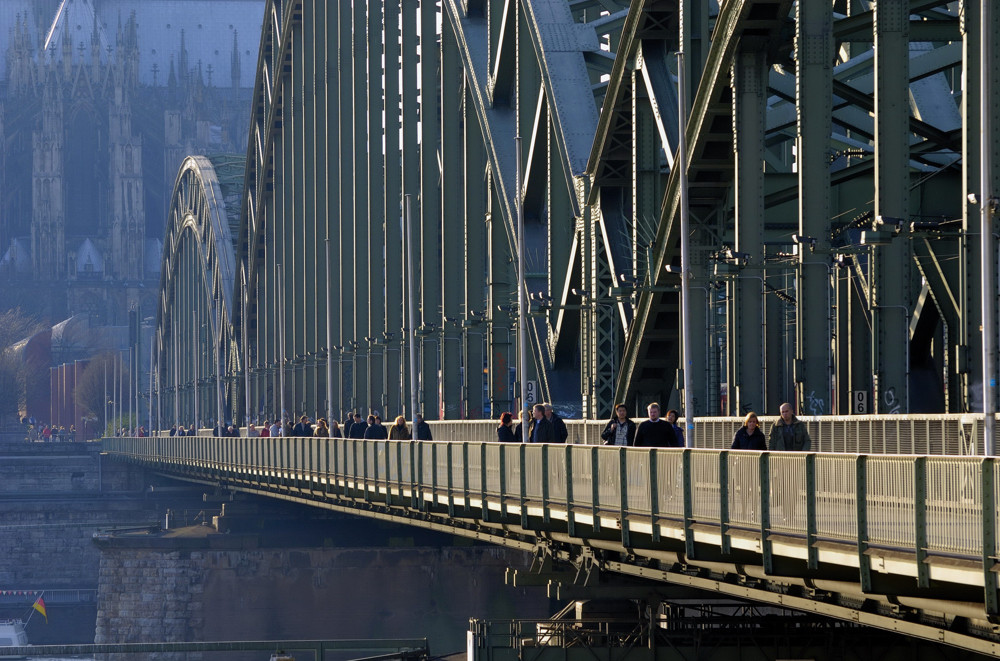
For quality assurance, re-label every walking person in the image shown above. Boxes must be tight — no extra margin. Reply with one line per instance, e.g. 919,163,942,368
413,413,433,440
526,404,554,443
291,415,313,437
666,409,684,446
349,413,367,438
330,420,343,438
543,403,568,443
314,418,330,437
388,415,411,440
364,415,388,439
768,403,811,451
497,412,517,442
512,407,531,442
731,412,767,450
634,402,682,447
601,403,636,446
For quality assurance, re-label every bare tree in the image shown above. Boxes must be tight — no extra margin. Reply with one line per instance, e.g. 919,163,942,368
0,308,48,424
73,352,127,436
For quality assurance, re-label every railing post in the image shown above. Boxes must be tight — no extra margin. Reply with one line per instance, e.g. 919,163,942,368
541,445,550,526
806,453,818,570
566,445,575,537
447,442,455,517
619,448,630,548
648,448,659,543
682,449,695,560
417,441,426,511
983,457,999,615
499,443,508,518
856,455,872,593
719,450,730,555
460,442,470,514
519,443,528,529
591,445,601,534
480,443,489,523
913,456,929,588
759,452,773,574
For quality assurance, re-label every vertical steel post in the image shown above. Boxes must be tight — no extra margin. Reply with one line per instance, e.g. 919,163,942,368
326,238,334,425
193,313,199,430
215,296,223,429
516,137,528,416
982,0,997,454
245,288,251,426
677,52,694,448
103,361,108,436
278,265,287,435
148,343,154,433
406,195,419,420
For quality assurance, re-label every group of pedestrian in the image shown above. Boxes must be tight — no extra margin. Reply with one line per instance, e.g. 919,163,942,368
599,402,685,447
730,403,811,451
495,403,569,443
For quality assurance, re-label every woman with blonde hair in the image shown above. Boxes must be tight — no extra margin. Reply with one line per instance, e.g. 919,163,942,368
731,412,767,450
389,415,411,440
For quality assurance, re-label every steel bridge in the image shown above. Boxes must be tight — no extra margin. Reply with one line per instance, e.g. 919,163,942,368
102,435,1000,655
149,0,1000,427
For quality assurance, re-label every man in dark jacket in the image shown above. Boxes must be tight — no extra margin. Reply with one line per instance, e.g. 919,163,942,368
414,414,433,440
291,415,313,437
634,402,682,447
543,403,568,442
364,415,389,439
526,404,554,443
349,413,368,439
601,404,636,446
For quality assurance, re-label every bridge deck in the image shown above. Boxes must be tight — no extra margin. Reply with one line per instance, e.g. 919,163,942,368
103,437,1000,655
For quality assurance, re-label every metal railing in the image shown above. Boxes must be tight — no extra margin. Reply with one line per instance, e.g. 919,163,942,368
103,436,999,576
424,413,998,454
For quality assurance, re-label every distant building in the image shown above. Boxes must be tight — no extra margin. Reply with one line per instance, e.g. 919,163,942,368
0,0,264,325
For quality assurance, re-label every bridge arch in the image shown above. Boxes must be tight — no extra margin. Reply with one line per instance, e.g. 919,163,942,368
156,155,243,429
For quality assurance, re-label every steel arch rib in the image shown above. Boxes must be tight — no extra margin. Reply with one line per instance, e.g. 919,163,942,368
156,156,238,368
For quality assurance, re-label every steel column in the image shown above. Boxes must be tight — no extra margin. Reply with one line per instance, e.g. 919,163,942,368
731,49,768,415
872,0,910,413
795,1,833,415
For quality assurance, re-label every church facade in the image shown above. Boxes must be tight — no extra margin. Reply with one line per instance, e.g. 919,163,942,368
0,0,263,326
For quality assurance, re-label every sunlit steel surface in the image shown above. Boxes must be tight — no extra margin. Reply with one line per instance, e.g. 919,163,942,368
104,436,1000,654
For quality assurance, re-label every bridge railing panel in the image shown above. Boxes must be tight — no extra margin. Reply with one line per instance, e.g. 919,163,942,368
866,456,916,549
767,453,807,532
814,454,858,542
466,443,482,494
503,444,523,503
596,446,621,512
726,451,760,527
654,450,684,517
570,448,594,509
548,445,568,505
690,451,721,523
524,445,544,501
925,457,982,556
625,449,652,515
485,444,501,496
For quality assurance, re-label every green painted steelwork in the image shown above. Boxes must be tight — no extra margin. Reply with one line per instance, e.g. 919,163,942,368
153,0,996,428
104,435,1000,654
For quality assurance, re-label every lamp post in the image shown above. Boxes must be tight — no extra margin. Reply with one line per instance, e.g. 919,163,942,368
677,51,694,447
982,0,997,454
515,136,529,416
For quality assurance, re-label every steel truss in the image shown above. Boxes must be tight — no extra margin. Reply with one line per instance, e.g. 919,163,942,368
155,0,999,422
